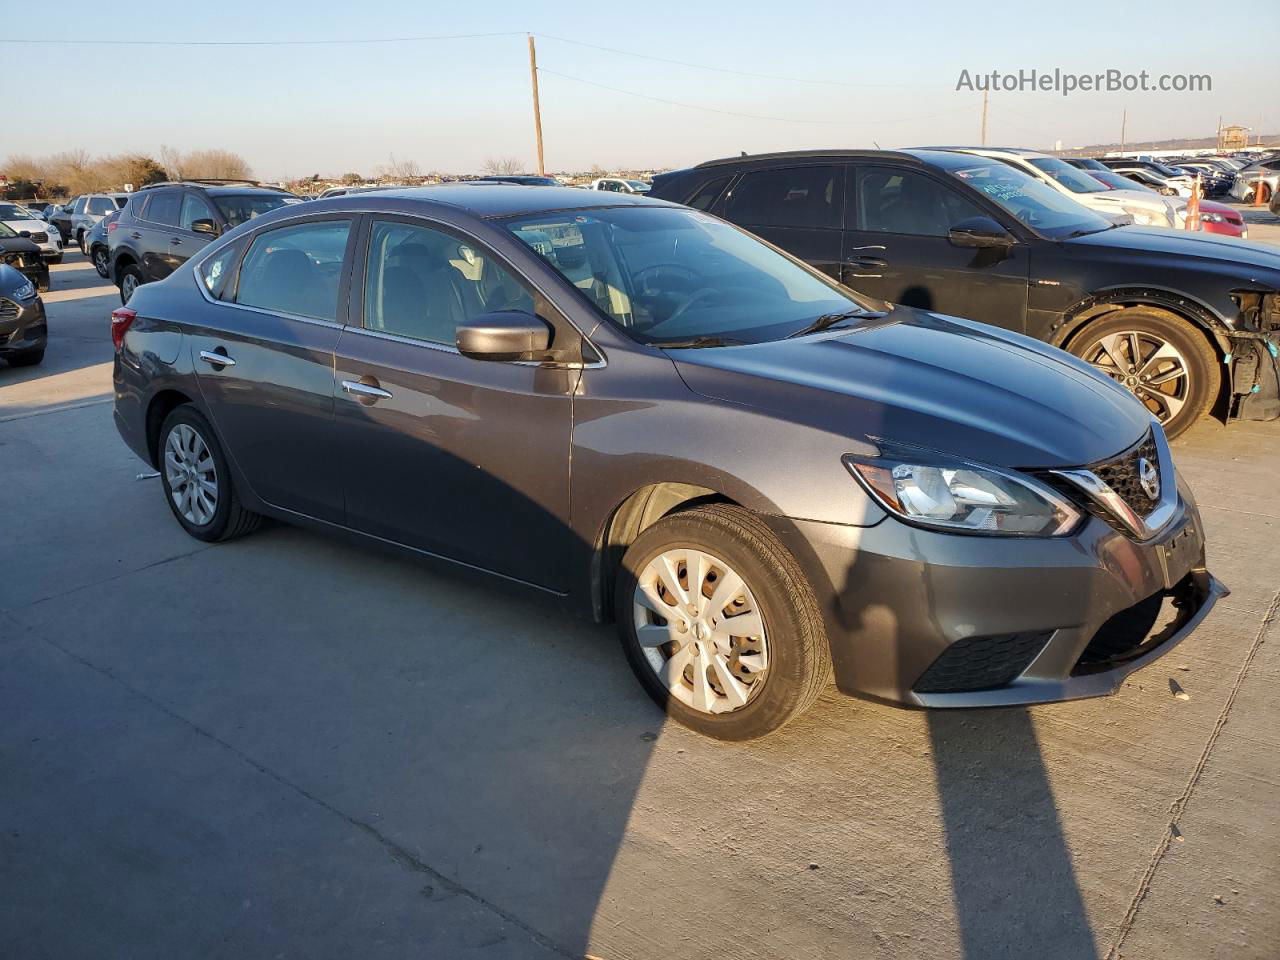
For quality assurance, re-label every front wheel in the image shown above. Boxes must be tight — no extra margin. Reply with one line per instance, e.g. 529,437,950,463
1068,308,1219,440
5,347,45,367
158,405,262,542
615,504,831,740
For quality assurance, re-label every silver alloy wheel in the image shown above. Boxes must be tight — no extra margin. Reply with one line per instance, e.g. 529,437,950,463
121,273,138,302
1083,331,1189,423
632,547,769,715
93,249,108,275
164,423,218,526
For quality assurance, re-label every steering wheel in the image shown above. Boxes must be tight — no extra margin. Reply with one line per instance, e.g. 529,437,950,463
634,263,699,294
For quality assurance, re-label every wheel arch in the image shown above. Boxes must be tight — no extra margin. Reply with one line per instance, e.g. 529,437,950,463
145,388,196,468
112,251,138,284
1052,288,1231,356
591,482,741,623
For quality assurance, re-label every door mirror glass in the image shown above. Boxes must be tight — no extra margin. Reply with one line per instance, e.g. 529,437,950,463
191,218,218,235
948,216,1015,249
457,311,551,360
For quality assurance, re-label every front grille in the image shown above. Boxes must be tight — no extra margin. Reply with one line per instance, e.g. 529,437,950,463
1094,432,1160,517
0,298,17,321
913,631,1053,694
30,231,48,244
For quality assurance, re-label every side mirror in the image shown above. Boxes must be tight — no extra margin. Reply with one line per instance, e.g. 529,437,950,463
191,218,218,235
18,230,31,238
457,310,552,361
948,216,1015,249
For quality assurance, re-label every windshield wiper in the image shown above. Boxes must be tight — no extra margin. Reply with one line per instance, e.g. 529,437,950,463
786,310,881,339
653,336,744,349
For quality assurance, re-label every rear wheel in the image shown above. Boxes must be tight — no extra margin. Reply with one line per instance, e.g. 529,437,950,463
91,247,109,278
615,504,831,740
158,405,262,543
1068,308,1219,440
119,265,143,304
77,231,87,255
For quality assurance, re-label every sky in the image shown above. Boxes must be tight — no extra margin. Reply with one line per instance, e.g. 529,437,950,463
4,0,1277,181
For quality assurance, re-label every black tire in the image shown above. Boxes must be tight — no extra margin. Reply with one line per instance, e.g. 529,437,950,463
1067,307,1219,440
91,247,110,278
614,503,832,740
5,348,45,367
157,405,262,543
77,231,86,255
48,255,63,265
118,264,143,304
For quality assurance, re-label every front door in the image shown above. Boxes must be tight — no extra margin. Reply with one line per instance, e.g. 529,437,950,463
332,217,575,592
190,216,354,522
720,163,845,281
842,165,1029,333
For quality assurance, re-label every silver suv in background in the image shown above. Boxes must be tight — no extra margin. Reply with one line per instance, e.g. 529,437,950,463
70,193,130,253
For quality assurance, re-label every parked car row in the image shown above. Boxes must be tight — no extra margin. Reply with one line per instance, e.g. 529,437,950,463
0,261,46,367
112,183,1228,739
650,148,1280,440
0,202,64,264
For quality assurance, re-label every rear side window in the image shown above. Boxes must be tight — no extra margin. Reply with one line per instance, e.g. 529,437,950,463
684,176,732,211
725,166,842,229
198,239,245,301
235,219,352,321
145,190,182,227
87,197,116,215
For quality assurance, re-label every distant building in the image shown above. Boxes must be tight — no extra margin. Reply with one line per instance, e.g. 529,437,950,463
1219,125,1249,151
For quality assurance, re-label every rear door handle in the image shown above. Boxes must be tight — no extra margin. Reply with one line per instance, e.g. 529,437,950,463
170,237,184,245
341,379,393,403
847,256,888,269
199,349,236,368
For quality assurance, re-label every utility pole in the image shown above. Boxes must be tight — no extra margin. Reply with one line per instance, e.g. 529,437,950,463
528,34,545,176
1120,109,1126,153
1216,115,1222,152
980,90,988,146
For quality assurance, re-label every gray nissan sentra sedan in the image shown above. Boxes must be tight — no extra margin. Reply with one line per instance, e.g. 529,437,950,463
111,185,1225,740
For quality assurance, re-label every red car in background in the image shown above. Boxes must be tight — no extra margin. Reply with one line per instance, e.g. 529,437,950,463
1088,170,1248,238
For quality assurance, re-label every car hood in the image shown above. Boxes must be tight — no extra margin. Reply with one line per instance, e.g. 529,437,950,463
1067,223,1280,273
1078,188,1168,210
668,307,1150,469
2,218,49,234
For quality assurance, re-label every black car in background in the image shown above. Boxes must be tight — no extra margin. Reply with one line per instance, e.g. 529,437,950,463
0,221,51,292
650,150,1280,438
109,180,299,303
0,262,47,367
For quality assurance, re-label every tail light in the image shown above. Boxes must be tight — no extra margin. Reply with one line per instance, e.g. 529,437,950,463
111,307,137,350
107,221,118,233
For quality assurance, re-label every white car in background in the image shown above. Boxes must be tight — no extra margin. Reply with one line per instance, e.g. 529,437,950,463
0,201,64,264
69,193,130,252
1105,164,1195,197
590,177,651,194
947,148,1182,229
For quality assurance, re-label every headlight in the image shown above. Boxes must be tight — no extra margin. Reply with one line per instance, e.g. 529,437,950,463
11,279,36,301
1123,206,1171,227
845,449,1081,537
1198,212,1224,223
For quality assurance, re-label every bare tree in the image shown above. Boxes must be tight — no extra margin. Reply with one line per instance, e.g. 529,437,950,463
159,144,184,181
382,153,421,180
482,156,524,176
180,149,252,180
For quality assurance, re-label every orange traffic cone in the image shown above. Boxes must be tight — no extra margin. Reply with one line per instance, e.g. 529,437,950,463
1185,174,1201,231
1254,174,1268,207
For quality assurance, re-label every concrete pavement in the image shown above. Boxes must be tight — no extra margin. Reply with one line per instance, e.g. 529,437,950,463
1,251,1276,959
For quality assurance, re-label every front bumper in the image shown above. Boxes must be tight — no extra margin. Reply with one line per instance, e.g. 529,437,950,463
0,295,48,356
766,478,1223,709
1228,332,1280,422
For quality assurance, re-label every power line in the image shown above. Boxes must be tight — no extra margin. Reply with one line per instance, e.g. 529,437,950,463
0,31,525,47
538,68,951,127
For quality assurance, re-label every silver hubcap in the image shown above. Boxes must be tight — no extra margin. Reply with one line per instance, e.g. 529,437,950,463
122,275,137,301
164,424,218,525
633,548,769,715
94,251,107,270
1084,331,1189,424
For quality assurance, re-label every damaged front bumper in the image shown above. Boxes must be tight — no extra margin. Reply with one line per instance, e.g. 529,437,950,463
1226,330,1280,423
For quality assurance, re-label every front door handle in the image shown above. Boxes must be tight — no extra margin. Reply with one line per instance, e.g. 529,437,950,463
199,349,236,368
130,232,142,240
341,379,393,403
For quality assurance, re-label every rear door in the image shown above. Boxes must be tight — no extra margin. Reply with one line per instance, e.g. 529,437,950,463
842,164,1029,332
720,164,844,281
134,188,183,282
189,216,354,522
331,215,575,591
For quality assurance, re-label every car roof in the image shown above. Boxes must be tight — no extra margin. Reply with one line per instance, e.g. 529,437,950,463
687,148,1018,173
349,183,678,218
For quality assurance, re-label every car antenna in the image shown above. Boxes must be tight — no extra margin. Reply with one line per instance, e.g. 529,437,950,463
873,141,881,149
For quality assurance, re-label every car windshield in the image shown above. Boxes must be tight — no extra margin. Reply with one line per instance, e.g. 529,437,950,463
1026,157,1109,194
949,159,1113,238
503,206,876,345
212,193,294,228
0,203,36,219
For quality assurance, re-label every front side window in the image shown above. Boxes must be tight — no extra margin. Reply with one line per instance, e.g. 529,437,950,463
505,206,873,346
72,197,87,214
856,169,984,237
235,219,351,321
180,194,216,231
684,176,732,211
363,220,533,346
145,190,182,227
948,159,1113,239
725,166,841,229
212,193,295,228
